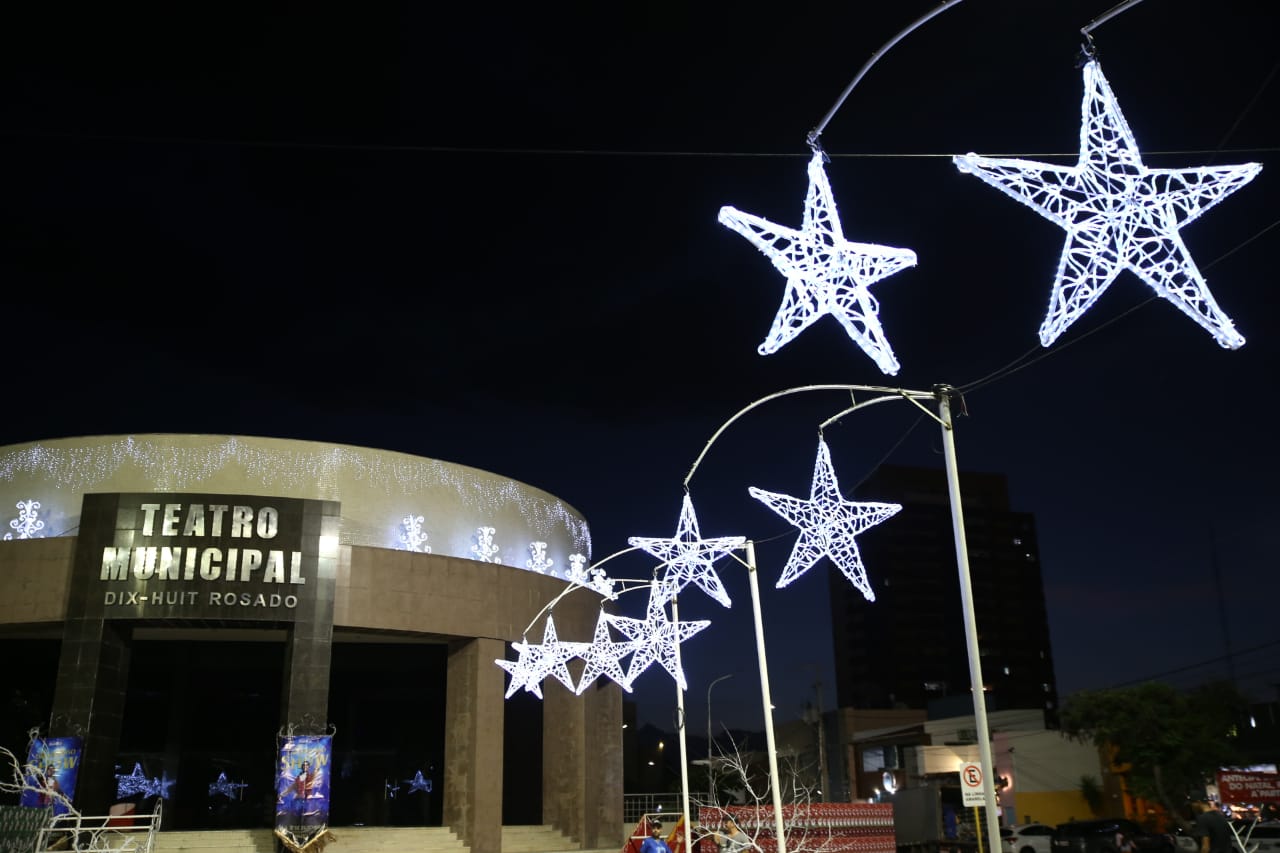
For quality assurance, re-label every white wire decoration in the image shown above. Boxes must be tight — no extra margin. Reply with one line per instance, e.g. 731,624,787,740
535,615,585,693
749,437,901,600
628,494,745,608
4,499,45,541
606,580,710,691
575,610,640,695
953,59,1261,349
718,152,917,375
496,637,556,699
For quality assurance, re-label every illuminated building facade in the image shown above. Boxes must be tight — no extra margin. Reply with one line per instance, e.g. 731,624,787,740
0,434,621,852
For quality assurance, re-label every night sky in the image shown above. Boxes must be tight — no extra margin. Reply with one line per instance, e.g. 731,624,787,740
3,1,1279,735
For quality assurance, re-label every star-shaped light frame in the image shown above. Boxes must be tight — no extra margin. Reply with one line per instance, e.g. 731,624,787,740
628,495,745,608
575,610,639,695
606,581,710,691
496,639,552,699
749,437,901,600
719,152,917,375
954,59,1261,349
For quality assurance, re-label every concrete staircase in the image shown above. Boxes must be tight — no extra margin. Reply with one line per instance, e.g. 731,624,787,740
153,826,467,853
501,824,580,852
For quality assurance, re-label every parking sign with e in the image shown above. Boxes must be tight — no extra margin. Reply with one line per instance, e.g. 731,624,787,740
961,762,984,806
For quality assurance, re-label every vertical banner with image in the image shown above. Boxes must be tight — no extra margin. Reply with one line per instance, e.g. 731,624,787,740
274,735,332,853
19,737,83,816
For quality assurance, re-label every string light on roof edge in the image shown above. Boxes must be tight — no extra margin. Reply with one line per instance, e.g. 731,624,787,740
606,580,710,691
748,437,901,600
628,494,745,608
718,151,917,375
953,58,1261,349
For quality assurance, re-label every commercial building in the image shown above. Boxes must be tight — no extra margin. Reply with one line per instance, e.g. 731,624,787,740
828,464,1058,717
0,434,621,853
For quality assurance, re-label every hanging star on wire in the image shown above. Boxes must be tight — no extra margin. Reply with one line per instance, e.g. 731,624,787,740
575,610,640,695
718,151,917,375
496,640,552,699
749,437,901,600
606,581,710,691
538,615,587,694
953,59,1261,349
628,495,745,608
404,771,432,794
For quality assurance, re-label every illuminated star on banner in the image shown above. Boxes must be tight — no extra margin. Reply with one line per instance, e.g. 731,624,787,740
575,610,639,695
718,152,917,375
748,438,901,600
606,581,710,691
628,495,745,608
953,59,1261,349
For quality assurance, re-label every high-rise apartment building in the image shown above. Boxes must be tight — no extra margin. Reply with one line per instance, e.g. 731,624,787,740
828,464,1058,721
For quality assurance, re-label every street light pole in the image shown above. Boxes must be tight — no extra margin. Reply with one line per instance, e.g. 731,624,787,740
706,673,735,801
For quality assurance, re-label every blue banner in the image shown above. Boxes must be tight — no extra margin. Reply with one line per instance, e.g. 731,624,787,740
19,737,83,816
274,735,332,846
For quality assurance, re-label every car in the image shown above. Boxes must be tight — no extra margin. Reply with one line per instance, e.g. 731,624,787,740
1004,823,1057,853
1051,818,1173,853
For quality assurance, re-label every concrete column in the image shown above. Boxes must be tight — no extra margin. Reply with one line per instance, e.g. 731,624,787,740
542,678,623,849
445,637,504,853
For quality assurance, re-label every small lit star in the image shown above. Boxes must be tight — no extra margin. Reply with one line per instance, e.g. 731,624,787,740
719,152,917,375
628,495,744,608
575,610,639,695
404,770,432,794
606,581,710,691
749,437,901,600
954,59,1260,349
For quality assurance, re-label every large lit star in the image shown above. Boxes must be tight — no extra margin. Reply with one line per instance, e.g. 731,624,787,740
575,610,639,695
628,495,745,608
606,581,710,691
538,615,587,694
496,640,552,699
749,438,901,600
954,59,1261,349
718,152,917,375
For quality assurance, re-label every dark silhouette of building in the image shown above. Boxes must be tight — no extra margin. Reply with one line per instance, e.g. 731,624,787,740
828,464,1058,722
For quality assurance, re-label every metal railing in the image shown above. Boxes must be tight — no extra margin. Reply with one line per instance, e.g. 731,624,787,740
34,801,162,853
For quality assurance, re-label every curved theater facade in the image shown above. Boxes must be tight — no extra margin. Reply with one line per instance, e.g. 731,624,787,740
0,434,622,853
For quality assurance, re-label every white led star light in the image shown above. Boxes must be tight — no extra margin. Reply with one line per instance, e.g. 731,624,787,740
575,611,639,695
628,495,745,608
749,437,901,600
954,59,1261,349
208,772,248,799
404,771,432,794
719,152,917,375
606,581,710,691
495,640,551,699
537,615,586,693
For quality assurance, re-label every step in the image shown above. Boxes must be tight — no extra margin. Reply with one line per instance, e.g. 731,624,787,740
153,826,466,853
502,824,579,852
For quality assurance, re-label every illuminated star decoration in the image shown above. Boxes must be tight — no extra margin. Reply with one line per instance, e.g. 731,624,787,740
628,495,745,608
537,615,586,693
575,610,640,695
496,640,551,699
404,771,432,794
718,152,917,375
953,59,1261,350
606,581,710,691
208,772,248,799
748,437,901,601
116,763,151,798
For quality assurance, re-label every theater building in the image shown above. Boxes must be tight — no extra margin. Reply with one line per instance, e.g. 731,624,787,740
0,434,622,852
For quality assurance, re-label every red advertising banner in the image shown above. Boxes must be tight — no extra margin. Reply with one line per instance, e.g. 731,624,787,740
1217,771,1280,804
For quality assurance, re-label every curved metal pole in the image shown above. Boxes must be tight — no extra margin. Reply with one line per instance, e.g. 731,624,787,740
808,0,966,147
1081,0,1148,35
937,387,1001,853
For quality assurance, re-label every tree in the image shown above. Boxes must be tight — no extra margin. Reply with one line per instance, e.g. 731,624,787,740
1059,680,1249,822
